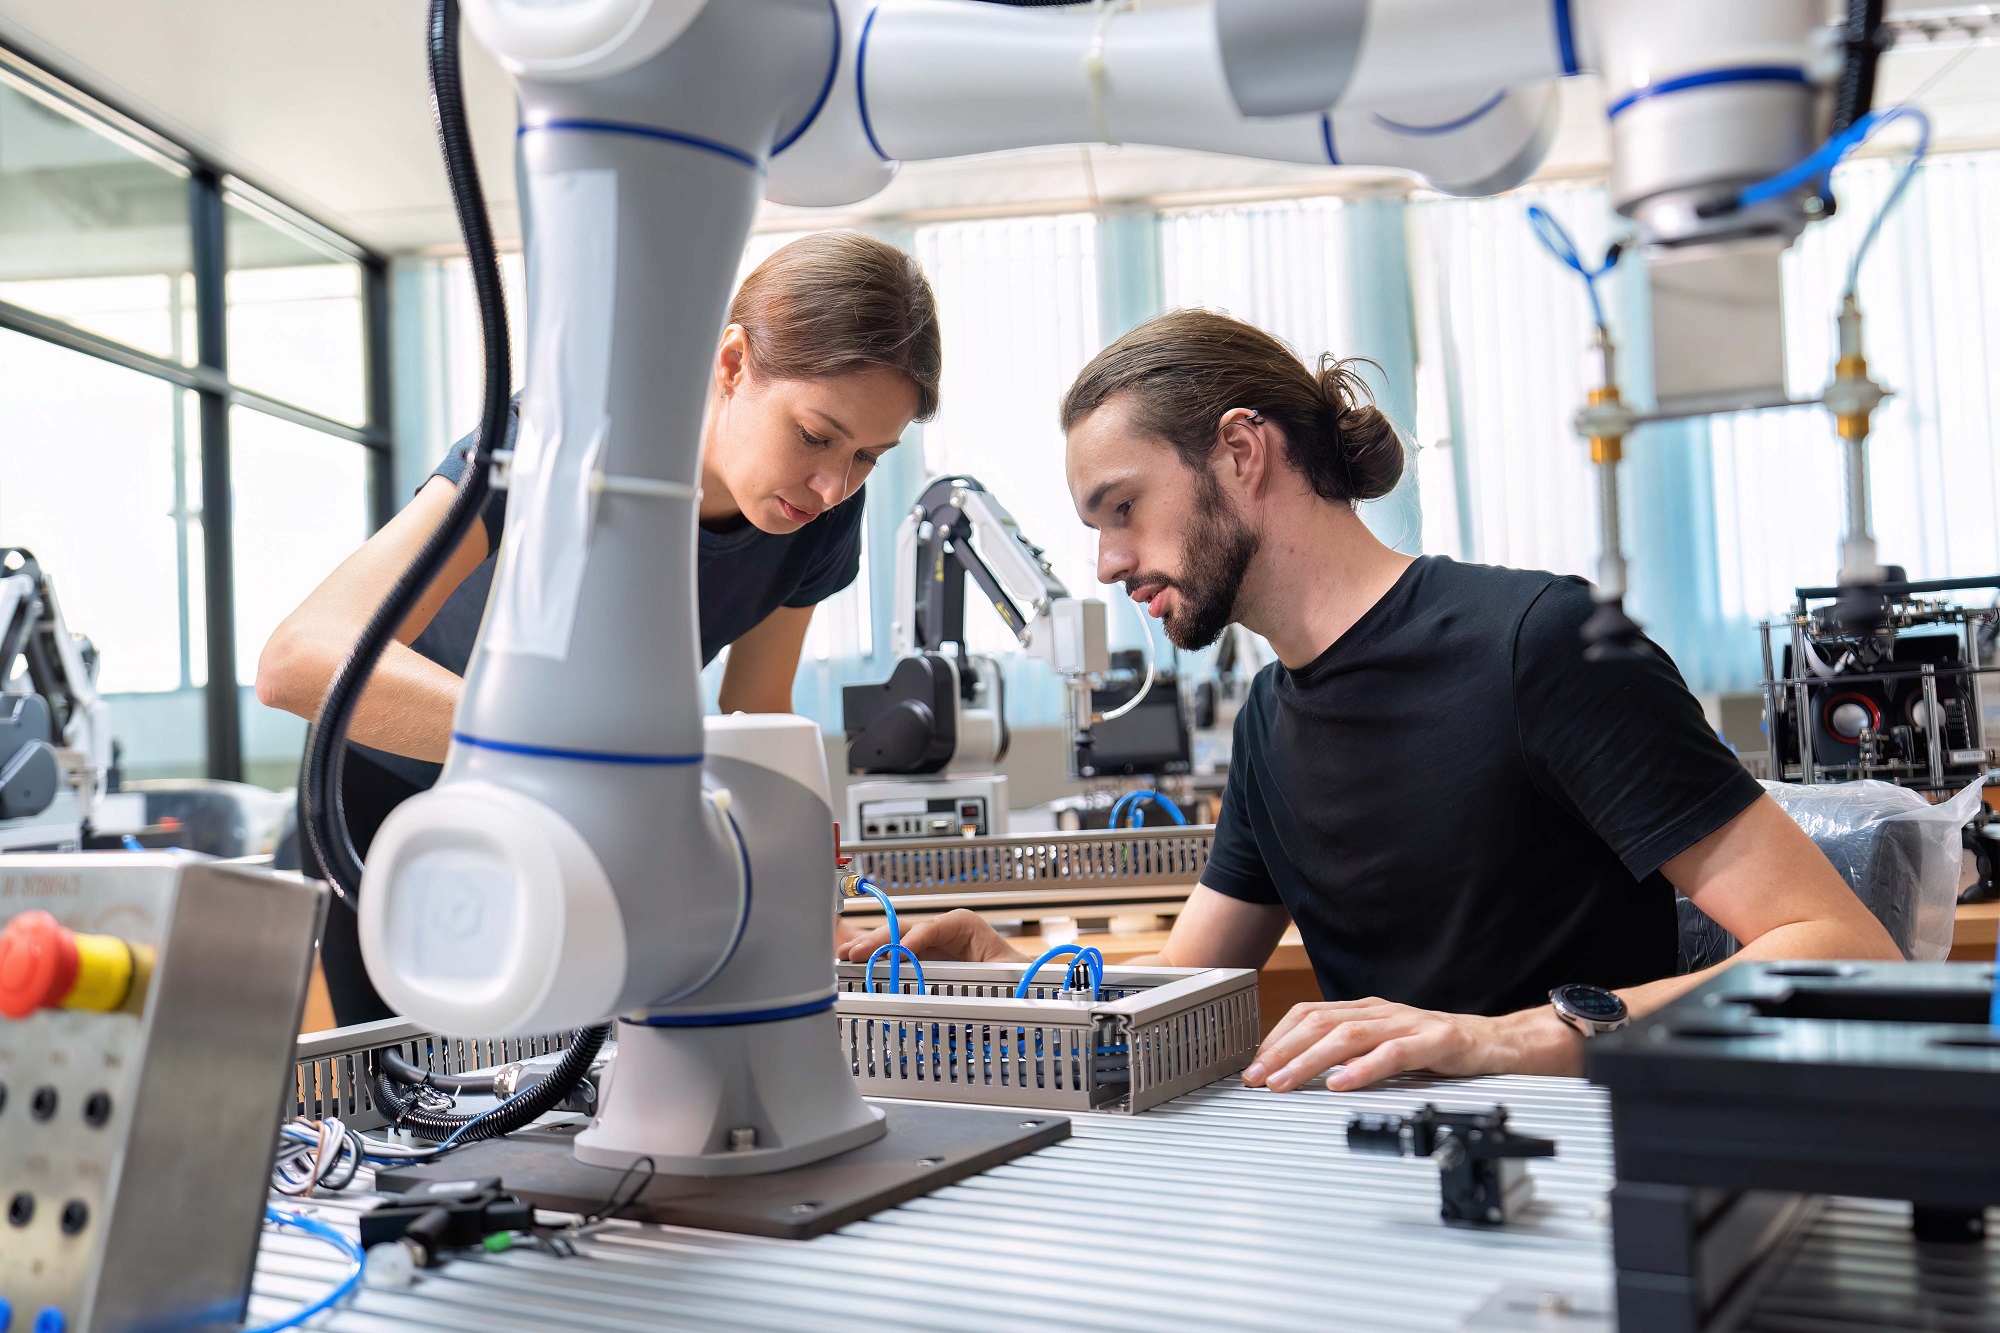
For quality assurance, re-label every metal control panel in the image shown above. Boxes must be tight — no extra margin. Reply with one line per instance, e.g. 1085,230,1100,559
0,855,323,1333
850,774,1006,841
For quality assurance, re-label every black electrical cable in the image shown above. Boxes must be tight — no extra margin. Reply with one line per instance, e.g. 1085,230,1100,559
1811,0,1886,220
318,0,602,1141
1831,0,1887,139
371,1024,611,1145
301,0,513,912
378,1047,499,1096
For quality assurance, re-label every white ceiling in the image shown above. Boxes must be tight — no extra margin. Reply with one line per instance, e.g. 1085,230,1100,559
0,1,1993,256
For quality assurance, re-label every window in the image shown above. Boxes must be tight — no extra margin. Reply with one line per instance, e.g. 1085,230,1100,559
1162,197,1356,367
0,72,194,363
1410,182,1610,583
1712,152,2000,628
0,54,385,787
225,192,366,425
0,333,190,692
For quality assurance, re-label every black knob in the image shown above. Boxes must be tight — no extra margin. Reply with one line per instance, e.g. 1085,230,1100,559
82,1093,111,1128
29,1086,56,1122
59,1200,88,1235
7,1192,32,1227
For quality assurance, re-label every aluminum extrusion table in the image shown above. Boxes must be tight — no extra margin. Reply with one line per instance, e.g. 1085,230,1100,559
249,1075,1987,1332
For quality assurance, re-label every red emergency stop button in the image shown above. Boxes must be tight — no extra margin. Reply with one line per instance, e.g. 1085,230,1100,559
0,911,80,1020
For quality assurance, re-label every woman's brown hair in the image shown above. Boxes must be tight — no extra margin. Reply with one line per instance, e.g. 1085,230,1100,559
1059,308,1402,502
730,231,942,421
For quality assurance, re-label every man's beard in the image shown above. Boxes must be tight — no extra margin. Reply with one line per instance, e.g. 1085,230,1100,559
1133,473,1259,651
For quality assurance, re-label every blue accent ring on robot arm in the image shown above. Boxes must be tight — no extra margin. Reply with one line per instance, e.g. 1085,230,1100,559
772,0,843,155
624,995,837,1027
519,118,765,173
855,7,889,161
1605,66,1807,120
1370,91,1506,138
1551,0,1578,76
450,732,704,765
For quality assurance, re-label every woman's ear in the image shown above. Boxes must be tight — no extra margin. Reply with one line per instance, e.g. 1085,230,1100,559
715,324,751,396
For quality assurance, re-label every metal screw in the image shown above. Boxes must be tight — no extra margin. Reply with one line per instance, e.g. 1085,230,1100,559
1486,1207,1503,1224
1538,1292,1573,1315
1019,1120,1041,1128
728,1127,758,1152
790,1201,820,1215
916,1157,943,1167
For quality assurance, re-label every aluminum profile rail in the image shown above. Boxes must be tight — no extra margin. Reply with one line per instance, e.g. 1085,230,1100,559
841,825,1214,911
254,1074,1621,1332
293,1018,573,1132
835,962,1259,1113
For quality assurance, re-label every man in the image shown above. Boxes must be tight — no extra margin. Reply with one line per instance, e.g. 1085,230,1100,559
841,308,1898,1093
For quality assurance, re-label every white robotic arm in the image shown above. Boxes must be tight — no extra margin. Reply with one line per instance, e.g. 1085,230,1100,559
770,0,1564,206
352,0,1858,1177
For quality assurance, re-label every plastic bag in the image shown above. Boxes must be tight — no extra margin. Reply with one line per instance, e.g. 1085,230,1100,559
1677,778,1985,971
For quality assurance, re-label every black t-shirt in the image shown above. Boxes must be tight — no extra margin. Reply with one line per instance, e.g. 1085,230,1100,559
1203,555,1763,1016
352,398,865,790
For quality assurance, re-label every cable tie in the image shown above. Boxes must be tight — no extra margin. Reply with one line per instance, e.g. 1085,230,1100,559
1084,0,1134,147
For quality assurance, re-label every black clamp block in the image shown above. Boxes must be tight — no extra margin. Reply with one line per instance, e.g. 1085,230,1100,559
359,1175,536,1265
1348,1103,1556,1226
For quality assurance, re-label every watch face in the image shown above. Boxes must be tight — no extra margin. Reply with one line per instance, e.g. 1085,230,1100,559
1556,984,1627,1022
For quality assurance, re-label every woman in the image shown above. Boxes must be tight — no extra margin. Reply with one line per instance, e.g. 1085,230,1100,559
258,231,940,1022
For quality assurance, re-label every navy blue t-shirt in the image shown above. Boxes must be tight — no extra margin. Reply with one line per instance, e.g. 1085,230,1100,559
1202,556,1763,1017
355,399,864,789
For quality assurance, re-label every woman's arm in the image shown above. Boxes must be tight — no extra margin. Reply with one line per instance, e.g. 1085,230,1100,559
717,604,814,714
254,476,490,763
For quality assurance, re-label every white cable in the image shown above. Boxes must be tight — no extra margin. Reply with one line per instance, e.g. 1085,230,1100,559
643,790,753,1009
1095,596,1157,724
590,471,700,502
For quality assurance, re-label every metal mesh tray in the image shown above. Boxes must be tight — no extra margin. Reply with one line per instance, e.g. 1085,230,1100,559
835,961,1258,1113
293,1018,573,1132
840,825,1215,911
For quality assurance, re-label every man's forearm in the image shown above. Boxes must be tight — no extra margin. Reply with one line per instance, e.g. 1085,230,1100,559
1493,914,1905,1077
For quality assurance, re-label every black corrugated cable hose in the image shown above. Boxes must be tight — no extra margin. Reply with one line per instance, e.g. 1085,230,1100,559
377,1047,499,1096
1831,0,1887,139
309,0,601,1131
372,1024,612,1144
301,0,512,908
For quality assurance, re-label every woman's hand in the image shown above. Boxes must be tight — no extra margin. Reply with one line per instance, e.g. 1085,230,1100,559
835,907,1029,964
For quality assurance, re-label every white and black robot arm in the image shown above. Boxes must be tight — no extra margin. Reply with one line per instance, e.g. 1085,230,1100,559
0,551,112,820
889,476,1109,677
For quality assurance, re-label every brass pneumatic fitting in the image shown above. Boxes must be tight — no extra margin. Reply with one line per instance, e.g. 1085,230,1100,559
1587,385,1626,465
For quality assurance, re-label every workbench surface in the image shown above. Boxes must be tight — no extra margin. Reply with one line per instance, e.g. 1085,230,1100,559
253,1075,1616,1332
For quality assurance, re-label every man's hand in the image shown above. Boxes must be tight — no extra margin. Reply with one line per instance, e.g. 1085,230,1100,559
1241,998,1582,1093
835,907,1028,964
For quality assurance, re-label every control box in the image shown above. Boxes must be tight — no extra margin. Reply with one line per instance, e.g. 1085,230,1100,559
847,775,1007,842
0,854,324,1333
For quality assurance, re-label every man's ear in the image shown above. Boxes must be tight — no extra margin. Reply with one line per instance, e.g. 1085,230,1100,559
715,324,750,396
1213,408,1273,499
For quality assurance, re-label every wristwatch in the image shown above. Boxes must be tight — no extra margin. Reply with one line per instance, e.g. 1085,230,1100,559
1549,983,1630,1037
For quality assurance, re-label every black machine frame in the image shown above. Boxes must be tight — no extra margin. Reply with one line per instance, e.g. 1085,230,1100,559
1761,574,2000,792
1587,959,2000,1332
